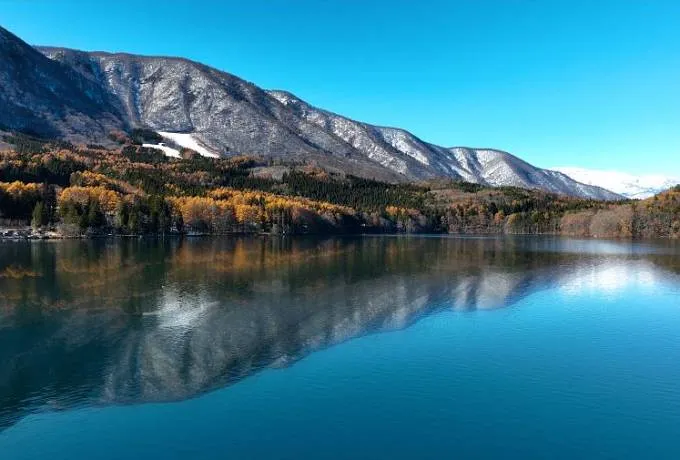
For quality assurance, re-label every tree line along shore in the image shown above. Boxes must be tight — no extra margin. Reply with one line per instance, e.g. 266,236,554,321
1,132,679,240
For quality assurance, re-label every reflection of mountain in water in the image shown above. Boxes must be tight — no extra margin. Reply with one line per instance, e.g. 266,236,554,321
0,236,678,429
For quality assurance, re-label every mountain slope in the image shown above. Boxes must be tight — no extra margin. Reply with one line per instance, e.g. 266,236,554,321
37,46,404,181
0,25,621,199
0,27,124,141
268,91,622,199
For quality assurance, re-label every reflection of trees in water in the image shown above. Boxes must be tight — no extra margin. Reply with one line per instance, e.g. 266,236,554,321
0,236,678,430
1,237,541,311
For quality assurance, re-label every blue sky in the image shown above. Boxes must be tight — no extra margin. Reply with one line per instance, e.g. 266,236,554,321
2,0,679,175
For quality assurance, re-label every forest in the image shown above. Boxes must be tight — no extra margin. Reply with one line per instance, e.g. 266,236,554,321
1,132,679,238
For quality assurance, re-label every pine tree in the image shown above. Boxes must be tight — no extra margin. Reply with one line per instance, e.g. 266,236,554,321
87,200,105,229
31,201,47,229
41,183,57,223
115,201,129,233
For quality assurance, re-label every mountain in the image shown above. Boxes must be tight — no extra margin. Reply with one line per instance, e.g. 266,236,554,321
37,45,405,182
268,90,621,199
554,167,679,199
0,27,124,141
0,25,621,199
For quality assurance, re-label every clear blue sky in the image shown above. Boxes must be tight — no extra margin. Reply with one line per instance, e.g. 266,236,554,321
2,0,679,175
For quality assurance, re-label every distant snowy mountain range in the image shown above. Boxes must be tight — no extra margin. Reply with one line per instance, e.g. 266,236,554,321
554,167,679,199
0,24,623,200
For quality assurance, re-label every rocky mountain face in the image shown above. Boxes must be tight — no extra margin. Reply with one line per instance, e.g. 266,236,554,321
268,91,622,199
1,25,621,199
37,45,405,181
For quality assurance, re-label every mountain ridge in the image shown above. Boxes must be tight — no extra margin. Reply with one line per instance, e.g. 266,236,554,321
1,25,622,200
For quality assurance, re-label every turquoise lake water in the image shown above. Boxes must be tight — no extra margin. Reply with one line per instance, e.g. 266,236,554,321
0,236,679,459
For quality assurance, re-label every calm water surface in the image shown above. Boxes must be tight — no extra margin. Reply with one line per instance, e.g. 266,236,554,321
0,236,679,459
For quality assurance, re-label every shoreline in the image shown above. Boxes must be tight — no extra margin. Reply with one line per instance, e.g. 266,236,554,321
1,226,678,242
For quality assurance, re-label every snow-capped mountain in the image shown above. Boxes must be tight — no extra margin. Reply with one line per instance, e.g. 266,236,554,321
0,25,621,200
269,90,622,199
555,167,679,199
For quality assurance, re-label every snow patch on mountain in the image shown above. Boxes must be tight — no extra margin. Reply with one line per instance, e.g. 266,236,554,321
157,132,220,158
554,167,679,199
376,128,430,166
142,143,181,158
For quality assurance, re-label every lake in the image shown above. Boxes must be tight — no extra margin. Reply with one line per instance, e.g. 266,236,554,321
1,236,679,459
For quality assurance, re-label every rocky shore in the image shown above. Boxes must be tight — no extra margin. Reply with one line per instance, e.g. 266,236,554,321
0,227,62,240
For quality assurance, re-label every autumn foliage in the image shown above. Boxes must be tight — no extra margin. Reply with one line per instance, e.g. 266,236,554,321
1,132,679,238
